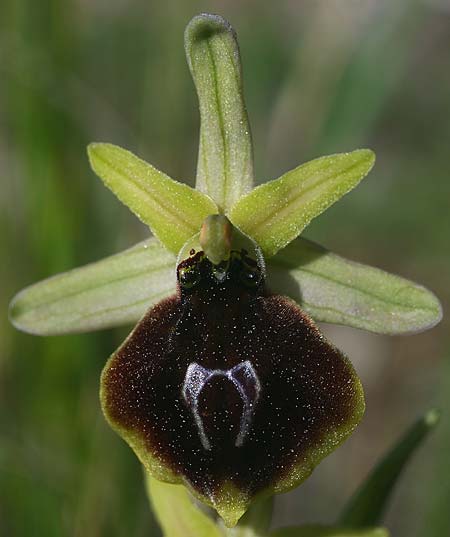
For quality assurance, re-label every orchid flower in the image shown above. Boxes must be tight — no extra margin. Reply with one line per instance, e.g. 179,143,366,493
10,13,442,535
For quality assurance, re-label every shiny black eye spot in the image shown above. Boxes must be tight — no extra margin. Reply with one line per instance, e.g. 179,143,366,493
189,248,196,256
239,268,260,287
178,267,201,289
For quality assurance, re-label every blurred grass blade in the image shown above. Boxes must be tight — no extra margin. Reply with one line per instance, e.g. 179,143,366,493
185,13,254,212
420,356,450,536
339,409,440,528
267,238,442,335
146,474,223,537
88,143,218,253
9,238,175,335
270,525,388,537
229,150,375,258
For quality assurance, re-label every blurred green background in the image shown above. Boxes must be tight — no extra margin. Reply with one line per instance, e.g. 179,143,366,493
1,1,449,535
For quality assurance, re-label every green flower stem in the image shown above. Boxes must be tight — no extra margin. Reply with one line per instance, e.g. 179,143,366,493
145,473,223,537
185,13,254,212
146,469,272,537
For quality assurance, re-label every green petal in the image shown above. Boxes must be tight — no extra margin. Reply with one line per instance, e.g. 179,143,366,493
229,150,375,258
9,238,175,335
88,143,218,253
185,13,254,212
338,409,440,528
146,474,223,537
267,238,442,335
270,526,389,537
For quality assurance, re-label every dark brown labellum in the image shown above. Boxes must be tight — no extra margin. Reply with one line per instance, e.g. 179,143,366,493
101,249,364,526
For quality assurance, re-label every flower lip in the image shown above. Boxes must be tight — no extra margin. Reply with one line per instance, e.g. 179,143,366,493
101,271,365,525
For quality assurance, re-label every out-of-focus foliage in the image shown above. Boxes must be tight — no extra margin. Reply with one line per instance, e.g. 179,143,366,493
1,1,449,536
339,409,440,527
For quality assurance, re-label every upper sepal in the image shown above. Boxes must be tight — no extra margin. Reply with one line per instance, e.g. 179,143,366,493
185,13,254,211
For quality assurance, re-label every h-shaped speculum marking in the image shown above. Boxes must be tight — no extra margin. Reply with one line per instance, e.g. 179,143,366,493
182,361,261,451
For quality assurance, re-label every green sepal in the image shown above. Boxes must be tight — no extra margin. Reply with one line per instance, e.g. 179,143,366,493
339,409,440,528
11,234,440,337
270,526,389,537
88,143,218,253
185,13,254,212
9,238,175,335
229,150,375,258
267,238,442,335
145,473,223,537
